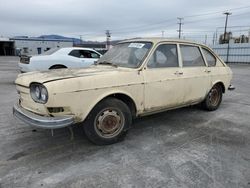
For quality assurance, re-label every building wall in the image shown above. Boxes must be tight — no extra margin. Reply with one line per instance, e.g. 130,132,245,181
13,39,73,56
211,41,250,63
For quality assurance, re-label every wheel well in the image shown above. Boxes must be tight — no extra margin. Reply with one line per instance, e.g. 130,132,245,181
49,64,67,69
214,82,225,93
103,93,137,119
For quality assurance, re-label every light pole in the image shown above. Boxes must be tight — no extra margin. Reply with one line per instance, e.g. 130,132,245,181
223,12,232,43
106,30,111,50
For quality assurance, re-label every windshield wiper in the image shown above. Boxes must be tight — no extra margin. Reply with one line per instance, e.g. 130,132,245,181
95,61,117,67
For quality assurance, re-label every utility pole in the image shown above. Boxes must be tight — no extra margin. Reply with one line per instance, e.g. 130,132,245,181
177,17,184,39
79,35,83,45
223,12,232,44
215,28,219,44
212,32,216,45
106,30,111,50
161,31,165,38
204,34,207,45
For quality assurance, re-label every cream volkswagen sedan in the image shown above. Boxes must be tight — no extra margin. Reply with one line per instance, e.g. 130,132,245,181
13,38,234,145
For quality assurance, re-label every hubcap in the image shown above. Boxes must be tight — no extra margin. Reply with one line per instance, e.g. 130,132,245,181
94,109,125,138
208,87,220,106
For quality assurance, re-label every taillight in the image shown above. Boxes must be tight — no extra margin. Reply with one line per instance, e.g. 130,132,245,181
20,56,30,64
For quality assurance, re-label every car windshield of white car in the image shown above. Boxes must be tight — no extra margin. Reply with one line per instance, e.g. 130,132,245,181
97,42,152,68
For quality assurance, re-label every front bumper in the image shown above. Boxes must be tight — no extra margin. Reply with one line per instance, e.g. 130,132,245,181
13,104,75,129
228,84,235,91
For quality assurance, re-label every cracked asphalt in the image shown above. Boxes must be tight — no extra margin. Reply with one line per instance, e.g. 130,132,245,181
0,57,249,188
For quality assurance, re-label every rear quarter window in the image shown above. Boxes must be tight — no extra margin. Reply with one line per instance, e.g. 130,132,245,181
202,48,216,67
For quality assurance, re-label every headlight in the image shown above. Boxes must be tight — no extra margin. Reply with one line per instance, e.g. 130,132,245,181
30,83,48,104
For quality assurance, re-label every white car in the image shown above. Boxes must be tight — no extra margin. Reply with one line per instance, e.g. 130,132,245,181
18,47,102,72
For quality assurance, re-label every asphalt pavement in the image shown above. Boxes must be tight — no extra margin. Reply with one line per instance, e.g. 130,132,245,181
0,57,249,188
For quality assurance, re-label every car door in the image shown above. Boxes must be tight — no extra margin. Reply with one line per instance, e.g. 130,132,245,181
67,49,85,68
201,47,219,89
78,50,101,67
179,44,210,103
143,43,186,111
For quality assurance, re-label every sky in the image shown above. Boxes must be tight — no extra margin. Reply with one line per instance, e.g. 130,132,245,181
0,0,250,43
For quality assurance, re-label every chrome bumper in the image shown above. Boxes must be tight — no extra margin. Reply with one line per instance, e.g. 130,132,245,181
13,104,75,129
228,84,235,91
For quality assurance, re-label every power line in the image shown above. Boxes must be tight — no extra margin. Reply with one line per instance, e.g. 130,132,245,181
184,5,250,18
69,4,250,41
111,5,250,33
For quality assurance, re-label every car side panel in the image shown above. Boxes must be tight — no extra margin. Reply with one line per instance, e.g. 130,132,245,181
45,86,144,122
143,67,186,110
208,66,232,90
43,71,145,123
180,67,210,103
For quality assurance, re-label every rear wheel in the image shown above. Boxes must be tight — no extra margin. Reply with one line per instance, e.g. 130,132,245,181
83,98,132,145
202,84,222,111
49,65,67,69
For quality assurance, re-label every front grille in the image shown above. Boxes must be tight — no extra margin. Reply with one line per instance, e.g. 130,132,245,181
47,107,65,113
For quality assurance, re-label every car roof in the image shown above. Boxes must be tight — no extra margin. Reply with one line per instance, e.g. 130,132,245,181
59,47,97,51
54,47,100,55
120,37,206,47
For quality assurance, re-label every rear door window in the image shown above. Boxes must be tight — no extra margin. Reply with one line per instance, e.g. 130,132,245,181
69,50,100,58
68,50,81,58
180,45,205,67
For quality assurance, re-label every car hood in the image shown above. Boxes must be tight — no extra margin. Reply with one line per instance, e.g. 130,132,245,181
15,66,127,87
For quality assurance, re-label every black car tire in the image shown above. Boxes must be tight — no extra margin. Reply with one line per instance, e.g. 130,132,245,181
202,84,223,111
83,97,132,145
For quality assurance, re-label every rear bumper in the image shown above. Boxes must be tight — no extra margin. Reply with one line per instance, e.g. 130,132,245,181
18,62,36,73
18,63,30,73
13,103,75,129
228,84,235,91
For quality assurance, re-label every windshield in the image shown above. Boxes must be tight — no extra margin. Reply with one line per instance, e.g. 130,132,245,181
97,42,152,68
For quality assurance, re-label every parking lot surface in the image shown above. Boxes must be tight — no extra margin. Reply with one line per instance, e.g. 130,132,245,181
0,57,249,188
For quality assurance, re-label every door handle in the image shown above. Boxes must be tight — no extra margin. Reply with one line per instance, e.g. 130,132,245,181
174,71,183,75
204,70,211,73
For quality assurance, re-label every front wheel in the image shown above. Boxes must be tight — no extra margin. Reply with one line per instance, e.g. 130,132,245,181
202,84,223,111
83,98,132,145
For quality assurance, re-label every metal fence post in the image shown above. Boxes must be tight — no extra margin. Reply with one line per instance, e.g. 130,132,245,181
226,42,230,63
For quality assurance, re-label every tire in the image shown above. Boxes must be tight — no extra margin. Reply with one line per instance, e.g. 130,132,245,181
83,98,132,145
202,84,223,111
49,65,67,69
